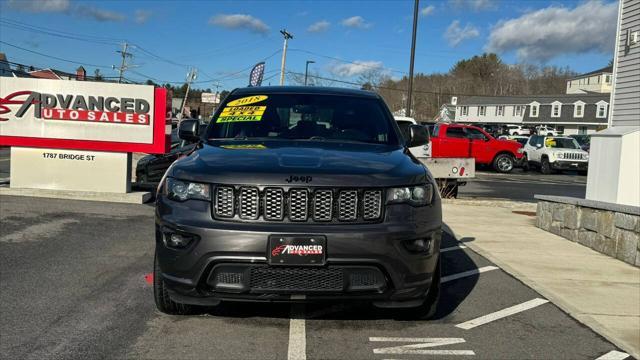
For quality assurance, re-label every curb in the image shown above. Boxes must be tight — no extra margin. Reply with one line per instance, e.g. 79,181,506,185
443,198,537,211
463,241,638,359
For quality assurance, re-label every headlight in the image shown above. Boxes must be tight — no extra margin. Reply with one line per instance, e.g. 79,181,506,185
165,178,210,201
517,148,524,154
386,185,433,206
556,152,564,159
583,153,589,160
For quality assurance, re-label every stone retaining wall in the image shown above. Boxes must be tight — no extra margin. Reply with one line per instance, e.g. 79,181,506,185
535,196,640,267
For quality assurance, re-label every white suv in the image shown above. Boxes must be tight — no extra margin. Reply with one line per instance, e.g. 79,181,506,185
505,125,531,136
522,135,588,174
536,125,559,136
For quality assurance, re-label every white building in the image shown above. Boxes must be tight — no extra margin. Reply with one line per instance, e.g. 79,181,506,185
586,0,640,207
566,66,613,94
453,94,609,135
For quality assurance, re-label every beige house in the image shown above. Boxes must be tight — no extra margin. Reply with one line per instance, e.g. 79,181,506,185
566,66,613,94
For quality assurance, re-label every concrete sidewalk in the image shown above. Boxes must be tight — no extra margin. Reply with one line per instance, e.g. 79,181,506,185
444,201,640,359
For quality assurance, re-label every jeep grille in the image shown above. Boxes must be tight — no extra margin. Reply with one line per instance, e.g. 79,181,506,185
213,186,383,224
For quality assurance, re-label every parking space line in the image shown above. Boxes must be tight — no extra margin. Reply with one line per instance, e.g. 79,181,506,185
595,350,629,360
370,337,475,356
441,245,467,253
441,266,499,283
455,298,549,330
288,304,306,360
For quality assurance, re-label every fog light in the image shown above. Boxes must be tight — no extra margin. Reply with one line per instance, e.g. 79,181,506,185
163,232,196,249
403,238,433,254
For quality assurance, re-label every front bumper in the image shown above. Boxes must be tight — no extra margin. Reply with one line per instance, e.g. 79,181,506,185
551,160,588,170
155,194,442,306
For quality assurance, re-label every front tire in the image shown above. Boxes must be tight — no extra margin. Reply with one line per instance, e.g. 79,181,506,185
154,250,196,315
541,157,553,174
521,154,530,172
493,153,515,173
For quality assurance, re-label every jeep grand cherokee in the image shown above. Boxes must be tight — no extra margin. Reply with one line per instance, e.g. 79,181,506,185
154,86,442,318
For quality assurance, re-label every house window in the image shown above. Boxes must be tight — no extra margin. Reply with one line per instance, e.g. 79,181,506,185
514,105,523,116
458,106,469,116
478,106,486,116
579,126,588,135
596,103,607,118
496,105,504,116
574,103,584,118
530,104,539,117
551,102,562,118
605,75,611,84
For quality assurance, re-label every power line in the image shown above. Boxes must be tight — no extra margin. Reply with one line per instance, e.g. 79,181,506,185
0,40,113,69
289,48,408,75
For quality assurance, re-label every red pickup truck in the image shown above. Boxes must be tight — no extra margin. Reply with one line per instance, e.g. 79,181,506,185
431,123,524,173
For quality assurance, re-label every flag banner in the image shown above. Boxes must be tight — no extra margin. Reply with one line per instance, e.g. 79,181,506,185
249,62,265,87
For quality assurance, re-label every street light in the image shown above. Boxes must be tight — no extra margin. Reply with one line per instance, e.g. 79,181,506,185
304,60,315,86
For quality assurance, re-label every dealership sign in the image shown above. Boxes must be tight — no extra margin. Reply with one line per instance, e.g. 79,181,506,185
0,77,168,153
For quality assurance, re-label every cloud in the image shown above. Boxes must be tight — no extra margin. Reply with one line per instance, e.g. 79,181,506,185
341,16,372,29
6,0,125,22
135,10,152,24
209,14,269,34
75,4,124,22
329,61,383,77
307,20,330,33
449,0,496,11
444,20,479,46
6,0,70,12
421,5,435,16
485,0,618,62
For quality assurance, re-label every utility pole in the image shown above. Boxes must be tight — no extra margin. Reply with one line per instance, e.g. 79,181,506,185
304,60,315,86
115,42,133,83
180,67,198,119
279,29,293,86
406,0,419,117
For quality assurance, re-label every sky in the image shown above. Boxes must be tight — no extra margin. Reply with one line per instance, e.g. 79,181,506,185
0,0,619,91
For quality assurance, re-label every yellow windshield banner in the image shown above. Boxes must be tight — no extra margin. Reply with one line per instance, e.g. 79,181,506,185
226,95,268,107
217,105,266,123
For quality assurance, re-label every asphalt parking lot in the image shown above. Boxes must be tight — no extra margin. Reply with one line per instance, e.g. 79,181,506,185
459,169,586,202
0,195,625,360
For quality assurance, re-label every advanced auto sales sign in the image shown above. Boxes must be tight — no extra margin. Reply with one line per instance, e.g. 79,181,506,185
0,77,168,153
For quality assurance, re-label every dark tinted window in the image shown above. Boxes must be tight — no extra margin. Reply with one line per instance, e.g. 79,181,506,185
446,126,466,138
465,127,487,140
528,135,538,146
207,94,398,145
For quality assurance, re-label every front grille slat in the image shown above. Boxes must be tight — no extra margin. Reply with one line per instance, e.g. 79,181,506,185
214,186,234,218
338,190,358,221
313,190,333,221
212,186,383,223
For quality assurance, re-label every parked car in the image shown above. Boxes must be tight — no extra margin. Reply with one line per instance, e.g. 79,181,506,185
135,123,207,186
505,124,531,136
431,123,524,173
498,135,530,146
154,86,442,318
522,135,588,174
536,125,559,136
570,134,591,152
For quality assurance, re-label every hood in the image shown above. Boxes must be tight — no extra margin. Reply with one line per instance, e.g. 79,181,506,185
169,140,428,187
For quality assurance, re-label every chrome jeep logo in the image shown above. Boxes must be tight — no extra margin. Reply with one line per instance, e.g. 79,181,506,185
0,90,151,124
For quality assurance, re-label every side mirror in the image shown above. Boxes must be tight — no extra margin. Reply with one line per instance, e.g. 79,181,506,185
408,124,430,147
178,119,201,142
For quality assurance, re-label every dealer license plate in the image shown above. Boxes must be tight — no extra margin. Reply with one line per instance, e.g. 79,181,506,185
268,236,326,266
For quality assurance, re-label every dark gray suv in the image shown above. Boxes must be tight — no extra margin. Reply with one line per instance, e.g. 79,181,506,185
154,86,442,318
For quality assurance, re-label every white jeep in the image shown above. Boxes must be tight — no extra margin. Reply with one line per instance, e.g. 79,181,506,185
522,135,589,175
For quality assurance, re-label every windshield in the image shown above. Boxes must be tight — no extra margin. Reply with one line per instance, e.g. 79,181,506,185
206,94,399,145
545,137,581,149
